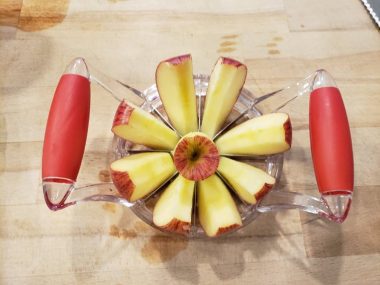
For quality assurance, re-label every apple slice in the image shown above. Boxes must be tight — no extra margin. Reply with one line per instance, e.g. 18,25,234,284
198,175,242,237
112,100,179,150
153,175,195,234
216,113,292,155
156,54,198,135
201,57,247,138
218,157,275,204
110,152,176,202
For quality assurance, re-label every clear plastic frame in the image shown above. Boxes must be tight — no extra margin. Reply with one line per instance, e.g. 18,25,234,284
42,58,354,238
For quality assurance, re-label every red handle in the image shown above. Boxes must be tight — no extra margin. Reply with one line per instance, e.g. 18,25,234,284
42,74,90,182
309,87,354,195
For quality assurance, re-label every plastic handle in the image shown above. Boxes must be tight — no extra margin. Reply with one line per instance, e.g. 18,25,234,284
42,74,91,182
309,87,354,195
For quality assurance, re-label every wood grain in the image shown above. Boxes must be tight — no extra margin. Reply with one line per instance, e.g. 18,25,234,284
0,0,23,27
0,0,379,284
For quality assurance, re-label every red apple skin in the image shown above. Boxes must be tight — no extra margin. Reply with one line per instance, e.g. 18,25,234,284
216,224,241,236
113,101,134,127
163,54,191,65
221,57,244,68
254,183,274,202
284,118,292,147
160,219,191,235
110,170,135,201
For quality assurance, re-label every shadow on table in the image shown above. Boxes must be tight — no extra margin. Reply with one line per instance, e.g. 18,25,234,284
161,209,304,284
66,145,344,284
296,186,380,284
163,175,344,284
295,215,344,284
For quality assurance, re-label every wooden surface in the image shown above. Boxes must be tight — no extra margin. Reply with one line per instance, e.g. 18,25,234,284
1,0,380,284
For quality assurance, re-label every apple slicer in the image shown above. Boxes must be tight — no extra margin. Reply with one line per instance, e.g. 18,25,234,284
42,57,354,238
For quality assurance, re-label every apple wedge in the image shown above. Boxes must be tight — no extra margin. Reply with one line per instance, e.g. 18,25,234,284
201,57,247,138
198,175,242,237
218,157,275,204
156,54,198,135
112,100,179,150
110,152,176,202
216,113,292,155
153,175,195,234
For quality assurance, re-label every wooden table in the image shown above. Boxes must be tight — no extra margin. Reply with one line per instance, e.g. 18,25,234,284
1,0,380,284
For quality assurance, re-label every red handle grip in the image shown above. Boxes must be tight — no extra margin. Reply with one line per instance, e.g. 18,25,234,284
309,87,354,195
42,74,90,182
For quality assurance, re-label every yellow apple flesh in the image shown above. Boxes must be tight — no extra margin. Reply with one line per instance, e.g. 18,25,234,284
201,57,247,138
198,174,242,237
110,152,176,202
153,175,195,234
216,113,292,155
156,54,198,135
112,100,179,150
218,157,275,204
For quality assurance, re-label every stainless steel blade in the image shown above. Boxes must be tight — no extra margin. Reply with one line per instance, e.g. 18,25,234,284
362,0,380,28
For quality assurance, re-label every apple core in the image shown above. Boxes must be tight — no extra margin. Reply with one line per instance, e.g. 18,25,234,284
173,132,220,181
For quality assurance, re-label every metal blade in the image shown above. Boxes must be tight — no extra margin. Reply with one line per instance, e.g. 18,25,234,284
362,0,380,28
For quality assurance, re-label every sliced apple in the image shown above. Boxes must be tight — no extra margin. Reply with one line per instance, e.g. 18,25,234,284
156,54,198,135
173,132,220,181
110,152,176,202
218,157,275,204
153,175,195,234
216,113,292,155
198,175,242,237
112,100,179,150
201,57,247,138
